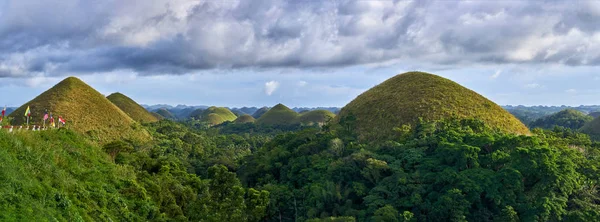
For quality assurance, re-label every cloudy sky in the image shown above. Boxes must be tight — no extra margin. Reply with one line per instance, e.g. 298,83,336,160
1,0,600,107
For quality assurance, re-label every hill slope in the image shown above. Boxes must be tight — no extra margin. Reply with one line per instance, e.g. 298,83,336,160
191,107,237,125
107,92,159,123
8,77,150,143
256,104,299,126
252,107,270,119
234,114,256,123
155,108,175,119
529,109,593,130
336,72,530,141
298,110,335,125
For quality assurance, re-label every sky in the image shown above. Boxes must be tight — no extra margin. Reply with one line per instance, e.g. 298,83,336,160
1,0,600,107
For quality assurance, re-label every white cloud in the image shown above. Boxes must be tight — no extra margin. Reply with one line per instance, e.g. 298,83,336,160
297,80,307,87
490,70,501,79
525,83,540,89
565,88,577,93
264,81,280,96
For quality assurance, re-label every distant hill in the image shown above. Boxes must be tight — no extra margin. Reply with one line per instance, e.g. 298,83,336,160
298,110,335,125
8,77,150,143
234,114,256,123
252,107,270,119
589,111,600,118
293,107,341,114
581,116,600,140
256,104,299,126
191,106,237,125
155,108,175,119
529,109,593,130
107,92,159,123
336,72,530,141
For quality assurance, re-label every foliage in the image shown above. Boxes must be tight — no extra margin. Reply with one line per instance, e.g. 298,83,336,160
241,118,600,221
529,109,593,130
107,92,160,123
7,77,151,143
335,72,530,141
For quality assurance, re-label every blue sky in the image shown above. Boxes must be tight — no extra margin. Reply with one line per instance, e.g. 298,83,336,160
1,0,600,107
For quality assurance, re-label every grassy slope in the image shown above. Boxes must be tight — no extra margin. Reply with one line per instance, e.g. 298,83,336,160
529,109,593,130
252,107,270,119
8,77,150,143
190,107,237,125
337,72,530,141
155,108,175,119
256,104,299,126
0,129,152,221
298,110,335,125
107,92,159,123
234,114,256,123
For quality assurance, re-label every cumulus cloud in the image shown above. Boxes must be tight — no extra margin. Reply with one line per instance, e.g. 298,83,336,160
1,0,600,77
297,81,308,87
566,89,577,93
264,80,280,96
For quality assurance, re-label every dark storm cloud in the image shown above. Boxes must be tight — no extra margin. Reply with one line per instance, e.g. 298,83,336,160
1,0,600,77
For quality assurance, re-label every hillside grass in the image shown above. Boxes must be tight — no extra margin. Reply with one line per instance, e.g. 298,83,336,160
256,104,299,126
8,77,151,143
107,92,159,123
298,110,335,125
155,108,175,119
529,109,593,130
252,107,270,119
190,107,237,125
0,129,153,221
235,114,256,123
336,71,530,141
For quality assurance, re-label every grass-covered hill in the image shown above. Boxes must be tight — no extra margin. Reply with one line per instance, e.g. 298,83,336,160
580,116,600,140
336,71,530,141
155,108,175,119
8,77,150,143
191,106,237,125
589,111,600,118
252,107,270,119
256,104,299,126
107,92,159,123
529,109,593,130
234,114,256,123
298,110,335,125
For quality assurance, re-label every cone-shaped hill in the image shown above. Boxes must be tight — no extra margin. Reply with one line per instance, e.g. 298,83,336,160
256,104,299,126
252,107,270,119
580,117,600,140
234,114,256,123
155,108,175,119
107,92,159,123
9,77,150,143
191,106,237,125
336,72,530,141
298,110,335,125
529,109,593,130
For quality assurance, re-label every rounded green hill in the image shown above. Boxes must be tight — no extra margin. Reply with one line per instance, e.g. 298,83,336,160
298,110,335,125
107,92,159,123
336,72,530,141
256,104,299,126
252,107,270,119
529,109,593,130
234,114,256,123
8,77,151,143
580,116,600,140
190,106,237,125
155,108,174,119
